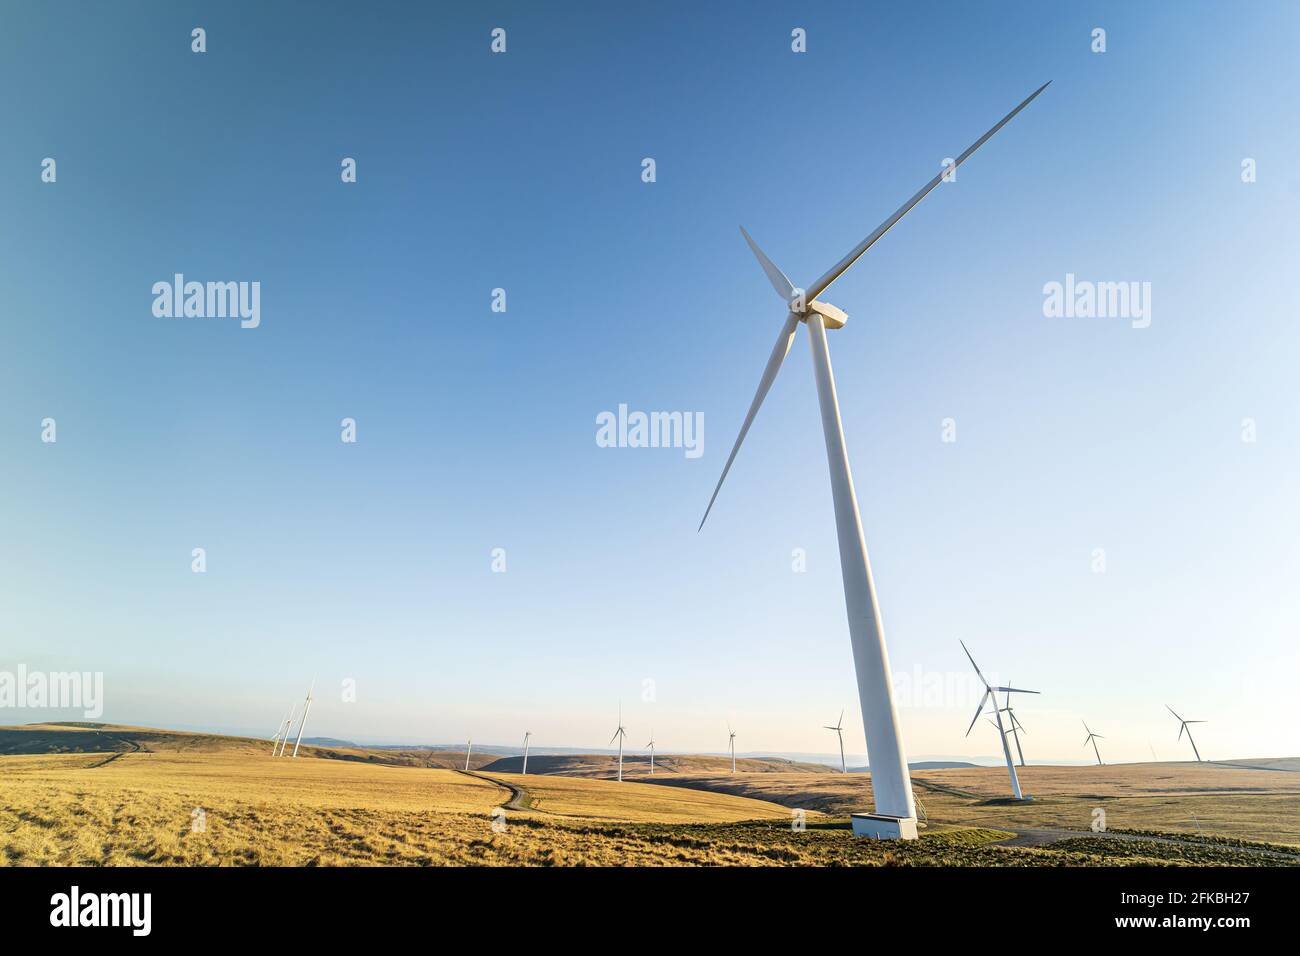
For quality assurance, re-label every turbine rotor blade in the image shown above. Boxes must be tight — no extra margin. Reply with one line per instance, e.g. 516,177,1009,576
739,226,796,300
959,640,989,687
965,689,991,737
698,312,801,531
804,81,1051,304
993,686,1039,695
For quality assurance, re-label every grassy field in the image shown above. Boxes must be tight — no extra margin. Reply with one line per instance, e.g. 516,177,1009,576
3,724,1297,865
636,761,1300,846
486,771,800,823
481,753,836,776
0,722,498,770
0,749,820,865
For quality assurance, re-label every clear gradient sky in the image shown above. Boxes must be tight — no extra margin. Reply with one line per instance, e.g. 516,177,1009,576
2,2,1298,764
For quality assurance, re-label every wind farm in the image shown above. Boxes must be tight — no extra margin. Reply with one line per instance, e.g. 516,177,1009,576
3,72,1290,868
2,721,1297,868
6,0,1297,904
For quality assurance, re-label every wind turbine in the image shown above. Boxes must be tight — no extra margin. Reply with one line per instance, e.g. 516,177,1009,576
727,723,737,773
960,641,1040,800
1082,720,1104,766
984,709,1026,768
1003,689,1028,767
824,710,847,773
1166,705,1206,762
609,706,627,782
289,677,314,758
697,82,1051,838
276,701,298,757
270,703,294,756
646,731,655,775
464,739,473,771
521,731,531,775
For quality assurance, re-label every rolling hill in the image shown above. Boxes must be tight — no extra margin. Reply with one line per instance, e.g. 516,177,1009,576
480,752,836,776
0,723,501,769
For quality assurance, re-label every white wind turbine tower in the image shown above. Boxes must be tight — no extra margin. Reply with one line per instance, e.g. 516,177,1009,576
960,641,1039,800
270,702,295,756
609,705,628,782
464,739,472,771
1082,720,1104,766
276,701,299,757
646,731,655,774
698,83,1051,839
824,710,847,773
1166,705,1206,762
1003,688,1028,767
289,677,314,758
727,723,737,773
521,731,531,775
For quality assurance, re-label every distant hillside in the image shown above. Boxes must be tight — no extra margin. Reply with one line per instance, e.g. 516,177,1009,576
301,736,359,749
0,723,499,769
480,752,836,777
1215,757,1300,773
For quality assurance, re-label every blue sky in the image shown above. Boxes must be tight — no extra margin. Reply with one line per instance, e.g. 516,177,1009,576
2,1,1298,764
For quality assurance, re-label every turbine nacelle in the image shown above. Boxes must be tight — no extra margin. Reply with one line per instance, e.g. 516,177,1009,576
792,299,848,330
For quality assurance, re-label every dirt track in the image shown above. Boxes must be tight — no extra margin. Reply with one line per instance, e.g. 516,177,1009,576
457,770,535,812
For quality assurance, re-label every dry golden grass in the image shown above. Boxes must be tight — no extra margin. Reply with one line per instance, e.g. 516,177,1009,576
489,772,804,823
4,725,1297,865
0,722,496,770
0,751,815,865
639,762,1300,847
482,753,835,776
2,750,1293,866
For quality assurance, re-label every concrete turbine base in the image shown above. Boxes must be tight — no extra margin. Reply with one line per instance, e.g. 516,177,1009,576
851,814,919,841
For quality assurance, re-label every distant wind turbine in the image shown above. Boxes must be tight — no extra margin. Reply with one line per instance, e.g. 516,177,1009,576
271,703,294,756
1166,705,1206,761
824,710,847,773
961,641,1039,800
521,731,531,775
646,731,655,775
1003,687,1028,767
610,705,627,782
464,739,472,772
697,82,1052,838
276,701,299,757
1082,720,1104,766
727,723,737,773
289,677,314,758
